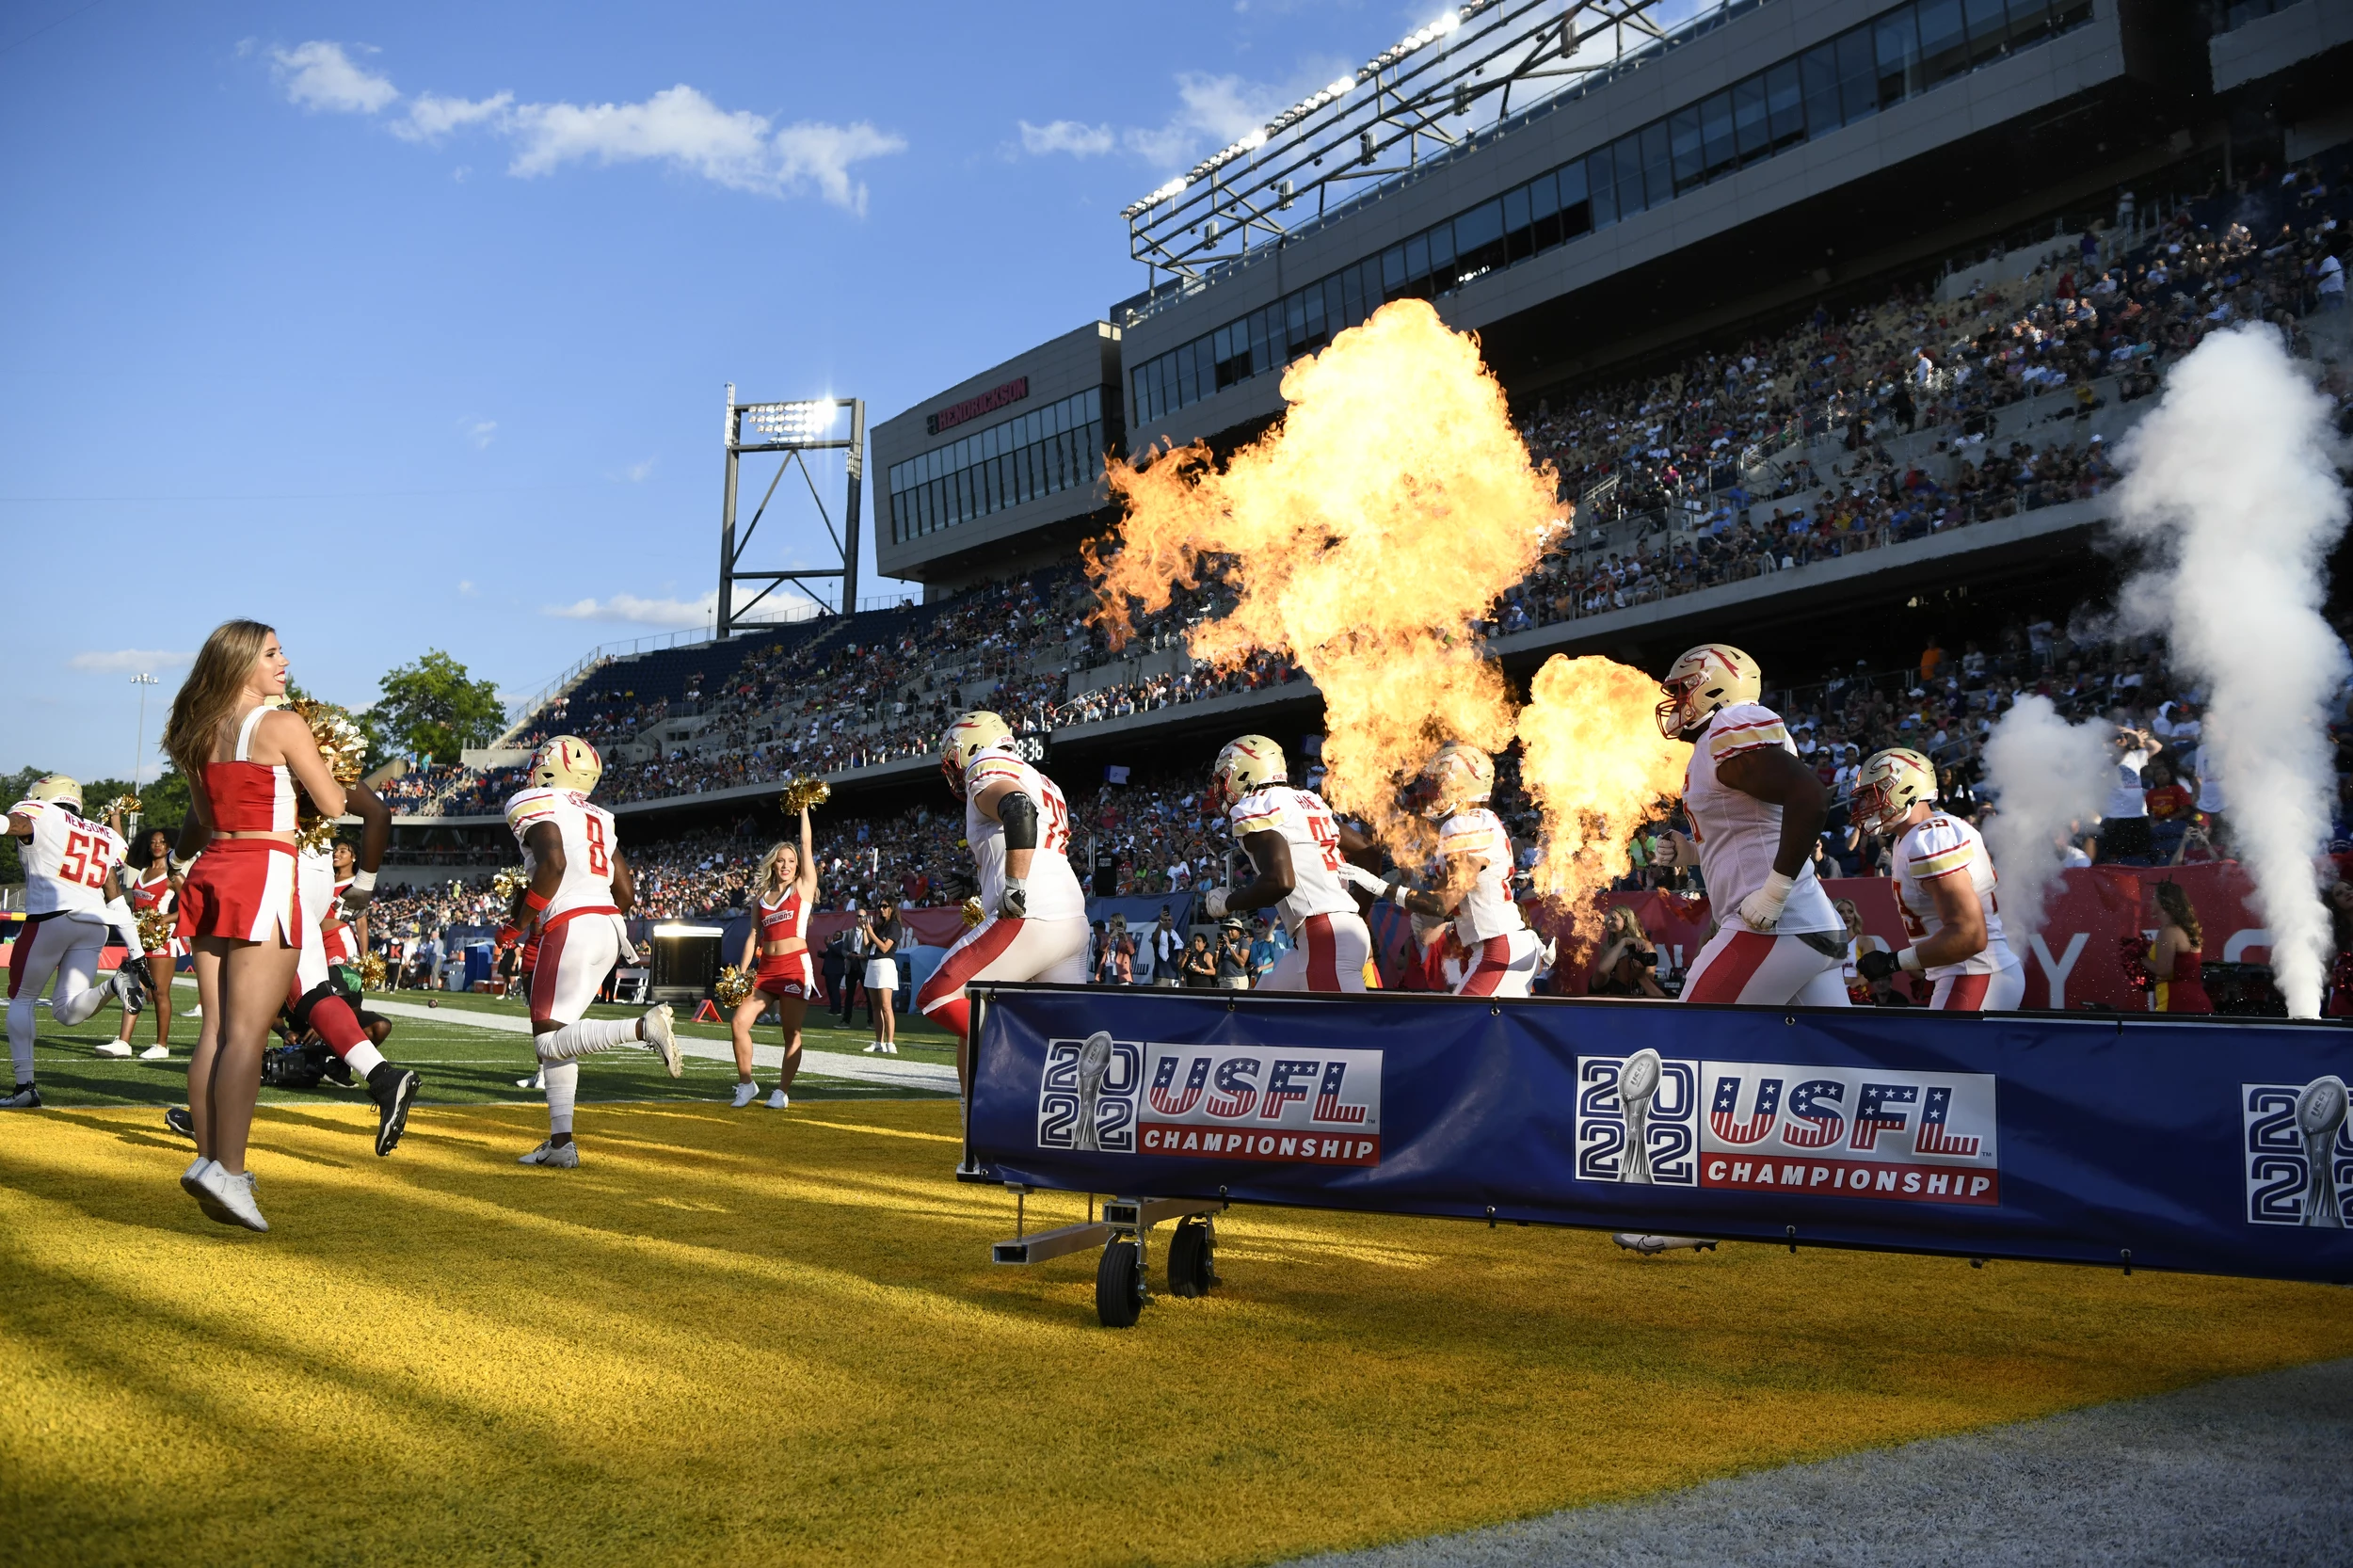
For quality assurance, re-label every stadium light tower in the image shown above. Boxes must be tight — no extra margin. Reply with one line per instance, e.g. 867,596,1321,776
717,387,867,638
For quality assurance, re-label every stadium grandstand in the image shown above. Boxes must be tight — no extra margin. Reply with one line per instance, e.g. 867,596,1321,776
374,0,2353,931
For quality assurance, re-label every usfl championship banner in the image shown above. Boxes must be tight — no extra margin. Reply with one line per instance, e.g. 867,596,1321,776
968,985,2353,1286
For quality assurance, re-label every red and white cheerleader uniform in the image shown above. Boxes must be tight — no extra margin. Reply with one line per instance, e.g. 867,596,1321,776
754,882,817,1000
175,707,302,945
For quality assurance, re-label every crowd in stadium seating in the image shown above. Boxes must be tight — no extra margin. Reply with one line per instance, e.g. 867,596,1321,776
381,160,2350,836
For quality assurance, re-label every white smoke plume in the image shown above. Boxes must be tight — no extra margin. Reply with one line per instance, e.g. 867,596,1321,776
2111,325,2350,1016
1982,695,2113,956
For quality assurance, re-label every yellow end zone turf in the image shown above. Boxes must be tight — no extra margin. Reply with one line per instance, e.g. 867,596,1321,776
5,1100,2350,1567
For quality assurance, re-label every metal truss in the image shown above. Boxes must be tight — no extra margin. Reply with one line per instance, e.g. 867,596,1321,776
1122,0,1702,288
718,387,867,640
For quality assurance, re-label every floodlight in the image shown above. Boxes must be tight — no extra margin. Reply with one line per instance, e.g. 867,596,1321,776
1326,76,1355,96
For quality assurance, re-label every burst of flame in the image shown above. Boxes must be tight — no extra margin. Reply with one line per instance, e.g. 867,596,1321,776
1514,654,1689,951
1088,299,1562,849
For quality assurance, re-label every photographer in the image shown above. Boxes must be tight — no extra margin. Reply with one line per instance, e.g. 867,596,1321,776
1586,906,1668,999
859,904,899,1055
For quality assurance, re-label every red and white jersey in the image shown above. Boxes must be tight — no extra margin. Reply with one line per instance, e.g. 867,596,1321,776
1228,785,1353,931
1683,702,1838,936
323,872,360,964
1893,812,2017,981
963,747,1086,922
9,798,124,918
1436,808,1526,945
505,786,621,921
203,705,299,832
758,881,809,945
126,867,176,921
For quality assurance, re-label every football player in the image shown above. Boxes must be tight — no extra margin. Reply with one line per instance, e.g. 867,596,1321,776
6,776,147,1107
1652,645,1849,1006
1201,735,1374,991
1850,748,2025,1010
287,826,422,1154
1376,744,1546,997
914,712,1089,1149
504,737,680,1168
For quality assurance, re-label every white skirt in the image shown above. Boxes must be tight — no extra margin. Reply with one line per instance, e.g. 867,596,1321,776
863,958,899,991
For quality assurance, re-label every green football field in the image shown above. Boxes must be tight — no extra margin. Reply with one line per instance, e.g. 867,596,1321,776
21,978,958,1111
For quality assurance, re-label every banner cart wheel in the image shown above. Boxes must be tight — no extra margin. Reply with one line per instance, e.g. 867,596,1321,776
1096,1240,1144,1328
1167,1217,1217,1298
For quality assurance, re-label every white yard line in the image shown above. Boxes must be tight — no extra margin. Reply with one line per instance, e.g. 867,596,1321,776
361,998,957,1092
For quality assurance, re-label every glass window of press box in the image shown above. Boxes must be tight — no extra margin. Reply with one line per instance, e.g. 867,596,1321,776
887,386,1111,544
1129,0,2093,428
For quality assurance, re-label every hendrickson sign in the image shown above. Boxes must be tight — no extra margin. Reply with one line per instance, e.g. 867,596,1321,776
927,376,1029,436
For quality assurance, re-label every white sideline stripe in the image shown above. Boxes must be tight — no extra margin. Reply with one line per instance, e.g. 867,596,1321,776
362,998,957,1091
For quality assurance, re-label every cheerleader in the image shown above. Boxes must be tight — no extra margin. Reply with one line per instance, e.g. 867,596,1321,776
107,825,183,1061
728,801,817,1109
161,619,376,1232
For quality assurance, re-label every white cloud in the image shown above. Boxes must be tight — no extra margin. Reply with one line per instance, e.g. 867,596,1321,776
457,580,479,598
544,592,716,629
1019,120,1115,157
268,40,399,116
505,86,904,210
463,419,497,450
616,458,657,483
393,90,513,143
257,46,904,210
1019,72,1291,173
71,649,193,674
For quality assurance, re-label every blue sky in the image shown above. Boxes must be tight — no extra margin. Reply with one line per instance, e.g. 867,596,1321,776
2,0,1438,782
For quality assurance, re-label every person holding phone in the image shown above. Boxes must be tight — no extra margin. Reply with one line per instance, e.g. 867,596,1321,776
860,904,900,1054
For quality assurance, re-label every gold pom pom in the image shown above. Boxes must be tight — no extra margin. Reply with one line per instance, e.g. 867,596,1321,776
778,776,831,815
289,697,371,852
491,867,526,904
99,793,142,819
961,897,984,929
134,907,172,954
714,965,756,1006
360,953,388,991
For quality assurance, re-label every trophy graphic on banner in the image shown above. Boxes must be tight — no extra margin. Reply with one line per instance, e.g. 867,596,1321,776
1074,1031,1114,1152
1619,1048,1663,1185
2295,1075,2347,1228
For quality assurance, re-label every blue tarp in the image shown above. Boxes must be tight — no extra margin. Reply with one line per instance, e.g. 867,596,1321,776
968,986,2353,1286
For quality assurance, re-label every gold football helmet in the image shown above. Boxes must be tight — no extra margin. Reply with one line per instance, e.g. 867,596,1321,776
1656,644,1763,739
528,736,603,795
1208,734,1287,812
1851,747,1939,838
940,711,1015,798
1406,743,1494,822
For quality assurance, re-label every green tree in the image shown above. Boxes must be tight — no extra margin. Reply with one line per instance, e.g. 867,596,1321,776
371,651,505,765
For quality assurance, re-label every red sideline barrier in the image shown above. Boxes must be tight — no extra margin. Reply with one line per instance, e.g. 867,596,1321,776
1547,864,2281,1009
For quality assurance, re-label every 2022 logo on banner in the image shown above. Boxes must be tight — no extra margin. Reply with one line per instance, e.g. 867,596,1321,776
1035,1032,1382,1166
2240,1074,2350,1228
1575,1050,2001,1205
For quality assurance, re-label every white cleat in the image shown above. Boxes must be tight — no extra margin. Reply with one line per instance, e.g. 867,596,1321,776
518,1139,579,1168
195,1160,268,1232
641,1003,681,1078
516,1071,545,1091
861,1041,881,1053
139,1044,170,1061
95,1041,134,1059
729,1080,762,1109
765,1089,790,1110
882,1042,899,1055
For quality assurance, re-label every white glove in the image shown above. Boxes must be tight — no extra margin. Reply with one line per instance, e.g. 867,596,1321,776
1737,870,1795,932
1203,887,1230,920
1658,831,1699,869
1336,862,1387,896
997,878,1028,920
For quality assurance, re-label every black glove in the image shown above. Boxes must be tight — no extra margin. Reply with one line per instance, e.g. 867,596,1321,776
121,954,154,990
1857,949,1899,983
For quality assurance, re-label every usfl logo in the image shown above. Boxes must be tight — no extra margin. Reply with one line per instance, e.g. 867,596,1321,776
1576,1051,2001,1205
2241,1075,2350,1228
1035,1032,1382,1167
